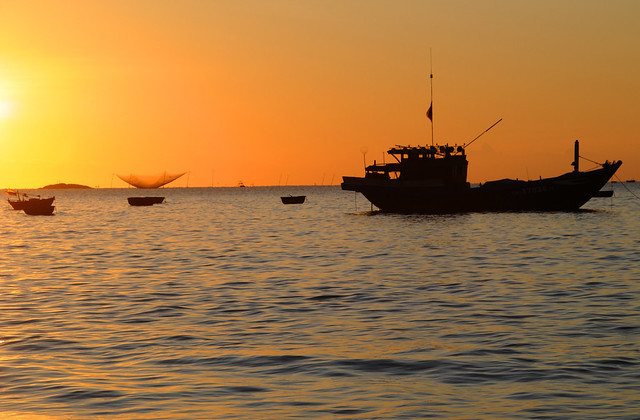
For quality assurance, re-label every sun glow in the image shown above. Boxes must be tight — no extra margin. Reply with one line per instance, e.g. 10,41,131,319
0,99,14,119
0,1,638,188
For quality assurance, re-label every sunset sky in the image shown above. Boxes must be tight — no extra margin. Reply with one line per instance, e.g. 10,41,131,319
1,0,638,188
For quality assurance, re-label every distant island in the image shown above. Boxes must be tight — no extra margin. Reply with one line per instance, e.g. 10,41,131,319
40,183,93,189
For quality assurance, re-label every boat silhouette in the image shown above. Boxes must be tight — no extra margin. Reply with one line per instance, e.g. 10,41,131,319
342,140,621,213
127,197,165,206
7,191,56,215
342,63,620,213
281,195,306,204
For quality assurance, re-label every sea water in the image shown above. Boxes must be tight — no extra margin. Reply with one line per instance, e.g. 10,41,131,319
1,185,639,419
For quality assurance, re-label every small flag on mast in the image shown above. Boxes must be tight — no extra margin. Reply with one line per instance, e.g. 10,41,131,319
426,103,432,121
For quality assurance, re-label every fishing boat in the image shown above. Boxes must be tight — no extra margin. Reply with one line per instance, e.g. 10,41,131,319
342,140,621,213
22,202,56,215
117,172,183,206
7,191,56,214
127,197,165,206
117,171,186,189
281,195,306,204
342,62,621,213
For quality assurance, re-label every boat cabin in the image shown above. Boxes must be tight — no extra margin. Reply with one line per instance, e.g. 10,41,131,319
364,145,469,187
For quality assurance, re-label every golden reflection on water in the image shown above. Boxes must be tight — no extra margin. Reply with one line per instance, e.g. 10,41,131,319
3,414,72,420
1,187,639,418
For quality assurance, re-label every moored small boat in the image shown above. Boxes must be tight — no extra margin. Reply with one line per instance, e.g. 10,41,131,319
7,191,56,214
127,196,165,206
23,204,56,215
281,195,306,204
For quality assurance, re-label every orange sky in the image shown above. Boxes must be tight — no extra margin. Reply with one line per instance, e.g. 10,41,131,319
1,0,638,188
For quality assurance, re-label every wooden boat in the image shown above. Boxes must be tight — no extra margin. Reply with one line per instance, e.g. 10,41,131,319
342,141,621,213
127,196,165,206
7,192,56,214
23,204,56,215
281,195,306,204
342,66,621,213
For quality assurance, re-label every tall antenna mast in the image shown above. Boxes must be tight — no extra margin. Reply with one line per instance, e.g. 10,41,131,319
427,48,434,146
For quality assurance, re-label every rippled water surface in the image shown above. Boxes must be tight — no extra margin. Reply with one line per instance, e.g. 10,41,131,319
1,185,639,419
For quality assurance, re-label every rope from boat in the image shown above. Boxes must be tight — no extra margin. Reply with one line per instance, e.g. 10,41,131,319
614,174,640,202
579,155,603,166
579,155,610,171
580,156,639,202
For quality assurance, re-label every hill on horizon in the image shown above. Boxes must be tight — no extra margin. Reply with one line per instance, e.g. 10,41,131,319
40,183,93,189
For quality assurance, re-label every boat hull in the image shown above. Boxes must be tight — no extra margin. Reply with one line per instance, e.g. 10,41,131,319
342,161,621,213
8,196,55,210
127,196,165,206
23,205,55,216
281,195,306,204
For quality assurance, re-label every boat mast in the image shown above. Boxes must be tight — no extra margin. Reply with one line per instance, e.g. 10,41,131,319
427,49,434,146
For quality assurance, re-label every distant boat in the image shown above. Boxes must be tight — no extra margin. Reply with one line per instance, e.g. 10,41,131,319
281,195,306,204
8,196,55,211
117,172,182,206
626,179,636,183
22,202,56,215
127,197,165,206
7,191,56,214
7,190,56,210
